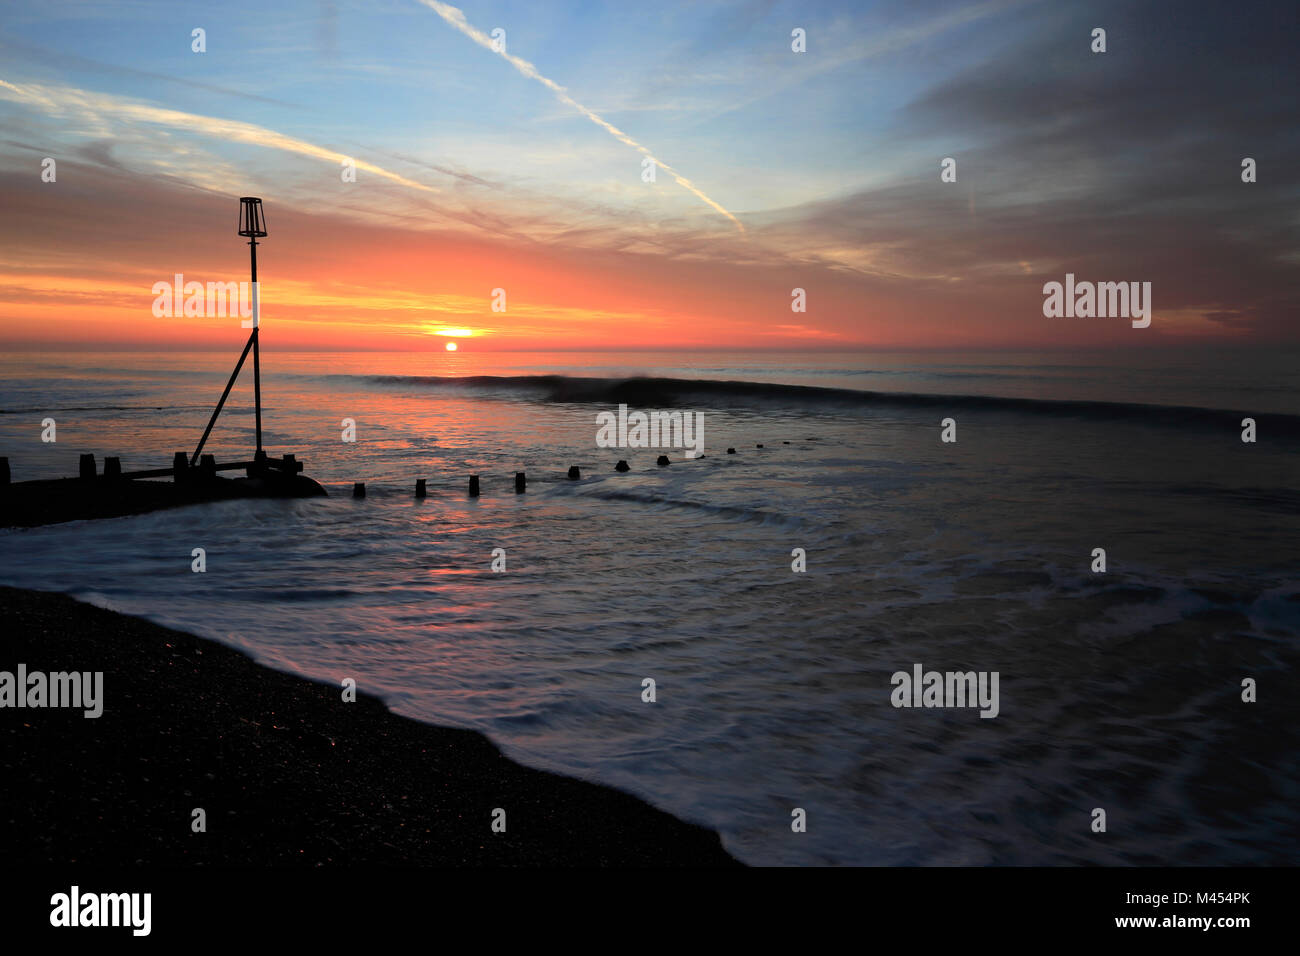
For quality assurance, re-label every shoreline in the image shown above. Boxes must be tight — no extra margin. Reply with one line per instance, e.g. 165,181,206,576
0,586,740,867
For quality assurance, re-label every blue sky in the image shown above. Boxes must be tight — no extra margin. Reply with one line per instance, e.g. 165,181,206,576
0,0,1038,222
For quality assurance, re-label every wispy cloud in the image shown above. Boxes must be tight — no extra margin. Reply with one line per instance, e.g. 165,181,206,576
0,35,302,109
418,0,744,233
691,0,1037,125
0,78,436,194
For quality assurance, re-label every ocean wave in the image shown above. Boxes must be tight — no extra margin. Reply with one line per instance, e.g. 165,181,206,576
359,373,1300,432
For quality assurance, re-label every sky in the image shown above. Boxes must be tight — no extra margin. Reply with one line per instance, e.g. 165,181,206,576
0,0,1296,352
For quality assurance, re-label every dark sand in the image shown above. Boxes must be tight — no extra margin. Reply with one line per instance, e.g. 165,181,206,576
0,587,739,866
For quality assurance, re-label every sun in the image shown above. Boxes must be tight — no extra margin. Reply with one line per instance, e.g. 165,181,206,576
445,341,458,351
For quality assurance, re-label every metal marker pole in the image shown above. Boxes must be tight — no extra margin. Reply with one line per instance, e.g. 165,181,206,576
250,235,262,455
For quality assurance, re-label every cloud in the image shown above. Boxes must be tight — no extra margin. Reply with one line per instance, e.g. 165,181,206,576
0,35,302,109
417,0,744,233
0,78,436,194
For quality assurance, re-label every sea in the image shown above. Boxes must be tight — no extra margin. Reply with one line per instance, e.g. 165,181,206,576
1,348,1297,865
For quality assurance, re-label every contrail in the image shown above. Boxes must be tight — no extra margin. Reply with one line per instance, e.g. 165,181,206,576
0,78,436,194
418,1,744,233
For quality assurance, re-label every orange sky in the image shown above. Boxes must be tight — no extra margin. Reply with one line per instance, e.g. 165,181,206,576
0,167,902,351
4,162,1259,354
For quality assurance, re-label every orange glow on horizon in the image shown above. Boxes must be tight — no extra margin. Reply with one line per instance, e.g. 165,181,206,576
0,181,1229,352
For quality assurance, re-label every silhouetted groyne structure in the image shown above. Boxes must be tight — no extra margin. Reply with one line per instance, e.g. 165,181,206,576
0,453,324,528
0,197,326,528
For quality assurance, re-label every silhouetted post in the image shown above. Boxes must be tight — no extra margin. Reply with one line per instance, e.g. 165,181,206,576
190,198,269,467
352,482,366,498
103,456,122,479
415,479,427,498
172,452,188,483
657,455,670,467
239,197,267,455
514,472,526,493
78,453,96,481
615,460,629,472
468,475,480,497
567,465,581,480
727,448,736,454
0,457,8,485
199,454,216,480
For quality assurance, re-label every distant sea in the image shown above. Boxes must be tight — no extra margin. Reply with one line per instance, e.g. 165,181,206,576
1,349,1297,865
